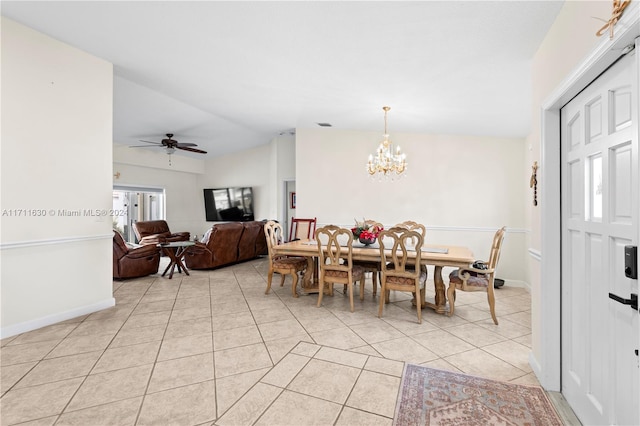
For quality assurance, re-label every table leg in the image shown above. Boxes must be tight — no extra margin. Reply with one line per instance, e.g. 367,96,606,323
161,247,190,279
414,266,446,314
161,248,176,278
174,247,190,277
433,266,447,314
301,257,316,292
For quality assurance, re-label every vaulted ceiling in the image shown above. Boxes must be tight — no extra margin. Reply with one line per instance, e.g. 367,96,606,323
2,1,564,158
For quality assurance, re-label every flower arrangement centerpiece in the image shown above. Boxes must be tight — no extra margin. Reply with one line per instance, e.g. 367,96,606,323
351,218,383,246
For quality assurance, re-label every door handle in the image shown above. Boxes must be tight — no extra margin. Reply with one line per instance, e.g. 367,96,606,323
608,293,638,311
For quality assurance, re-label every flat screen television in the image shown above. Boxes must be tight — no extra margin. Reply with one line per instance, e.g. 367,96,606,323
203,187,254,221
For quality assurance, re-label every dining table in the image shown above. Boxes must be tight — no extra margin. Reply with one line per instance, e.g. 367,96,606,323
272,239,474,314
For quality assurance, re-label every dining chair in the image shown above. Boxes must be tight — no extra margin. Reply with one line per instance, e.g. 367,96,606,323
378,227,427,323
447,226,507,324
393,221,426,244
353,219,384,297
392,220,428,272
288,217,317,242
316,225,365,312
264,220,308,298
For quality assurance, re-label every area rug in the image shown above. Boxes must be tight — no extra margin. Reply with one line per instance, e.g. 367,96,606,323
393,364,562,426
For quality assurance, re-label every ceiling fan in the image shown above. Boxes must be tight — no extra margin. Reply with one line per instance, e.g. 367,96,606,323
130,133,207,155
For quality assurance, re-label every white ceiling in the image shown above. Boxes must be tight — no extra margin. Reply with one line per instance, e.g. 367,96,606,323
2,1,564,159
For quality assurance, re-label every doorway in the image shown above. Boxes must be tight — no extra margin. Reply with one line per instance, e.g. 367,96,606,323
283,179,296,240
113,186,165,243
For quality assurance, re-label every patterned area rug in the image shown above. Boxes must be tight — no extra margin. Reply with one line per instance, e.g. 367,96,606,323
394,364,562,426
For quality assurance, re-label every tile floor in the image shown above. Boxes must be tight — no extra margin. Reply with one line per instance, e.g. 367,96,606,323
1,257,547,425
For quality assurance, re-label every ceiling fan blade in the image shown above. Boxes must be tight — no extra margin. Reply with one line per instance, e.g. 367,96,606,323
177,146,207,154
138,140,161,145
175,142,197,147
129,144,163,148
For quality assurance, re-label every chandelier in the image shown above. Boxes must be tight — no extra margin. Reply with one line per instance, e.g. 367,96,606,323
366,106,406,179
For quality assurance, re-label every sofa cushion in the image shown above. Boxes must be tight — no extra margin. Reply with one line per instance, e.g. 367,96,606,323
185,221,267,270
238,222,262,261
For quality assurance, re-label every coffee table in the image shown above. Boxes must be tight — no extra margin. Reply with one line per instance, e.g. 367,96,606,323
157,241,196,279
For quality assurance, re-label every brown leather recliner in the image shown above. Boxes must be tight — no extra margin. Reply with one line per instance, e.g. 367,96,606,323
185,221,267,270
113,231,161,279
132,220,190,245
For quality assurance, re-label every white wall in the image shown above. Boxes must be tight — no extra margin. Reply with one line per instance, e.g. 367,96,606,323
527,0,620,389
198,142,275,227
113,145,205,238
273,135,296,226
296,127,527,284
112,135,297,240
0,18,114,337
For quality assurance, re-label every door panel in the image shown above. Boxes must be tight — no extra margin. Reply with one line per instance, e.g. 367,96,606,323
561,49,638,425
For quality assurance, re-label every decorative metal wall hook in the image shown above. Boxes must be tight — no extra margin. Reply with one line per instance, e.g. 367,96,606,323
530,161,538,206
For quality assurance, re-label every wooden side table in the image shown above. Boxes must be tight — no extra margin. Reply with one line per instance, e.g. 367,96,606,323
158,241,196,279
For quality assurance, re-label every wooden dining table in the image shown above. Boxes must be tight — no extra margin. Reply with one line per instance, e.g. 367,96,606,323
272,239,474,314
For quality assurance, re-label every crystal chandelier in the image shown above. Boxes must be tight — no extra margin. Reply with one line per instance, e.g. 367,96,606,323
366,106,406,179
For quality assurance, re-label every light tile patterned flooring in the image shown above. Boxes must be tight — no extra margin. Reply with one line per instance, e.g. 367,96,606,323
1,257,540,425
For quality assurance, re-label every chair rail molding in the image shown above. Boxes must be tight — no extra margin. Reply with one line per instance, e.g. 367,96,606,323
0,233,112,250
528,248,542,262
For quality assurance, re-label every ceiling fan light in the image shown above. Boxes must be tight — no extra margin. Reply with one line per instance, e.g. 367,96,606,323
166,147,175,155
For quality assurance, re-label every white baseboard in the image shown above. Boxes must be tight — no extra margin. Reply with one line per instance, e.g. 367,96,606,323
0,297,115,339
529,351,544,385
502,279,531,292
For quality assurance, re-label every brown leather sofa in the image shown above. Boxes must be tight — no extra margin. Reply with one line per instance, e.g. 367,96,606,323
113,231,161,279
132,220,190,245
185,221,267,269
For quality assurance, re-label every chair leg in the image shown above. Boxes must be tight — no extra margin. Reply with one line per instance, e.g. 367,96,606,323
415,289,422,324
385,290,390,304
487,290,498,325
266,271,274,294
291,271,299,298
279,275,286,287
378,282,385,318
447,284,456,317
348,283,354,312
372,270,378,296
359,277,365,301
317,279,324,307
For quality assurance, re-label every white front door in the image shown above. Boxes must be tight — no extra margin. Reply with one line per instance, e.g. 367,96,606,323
561,44,639,425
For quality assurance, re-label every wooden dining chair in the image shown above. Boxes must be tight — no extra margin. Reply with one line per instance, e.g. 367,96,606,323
447,226,506,324
378,227,427,323
288,217,317,242
353,219,384,297
393,220,428,269
316,225,365,312
264,220,308,298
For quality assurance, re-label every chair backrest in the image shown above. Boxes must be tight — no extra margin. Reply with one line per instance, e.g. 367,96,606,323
393,220,425,236
112,230,129,259
132,220,170,240
364,219,384,230
378,227,424,279
488,227,507,270
264,220,284,257
393,221,425,245
315,225,353,273
289,217,317,241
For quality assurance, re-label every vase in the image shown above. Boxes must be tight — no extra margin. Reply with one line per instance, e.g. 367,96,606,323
359,236,376,246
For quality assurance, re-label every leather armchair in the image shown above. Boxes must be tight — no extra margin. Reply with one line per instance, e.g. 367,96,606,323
113,231,161,279
132,220,190,245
